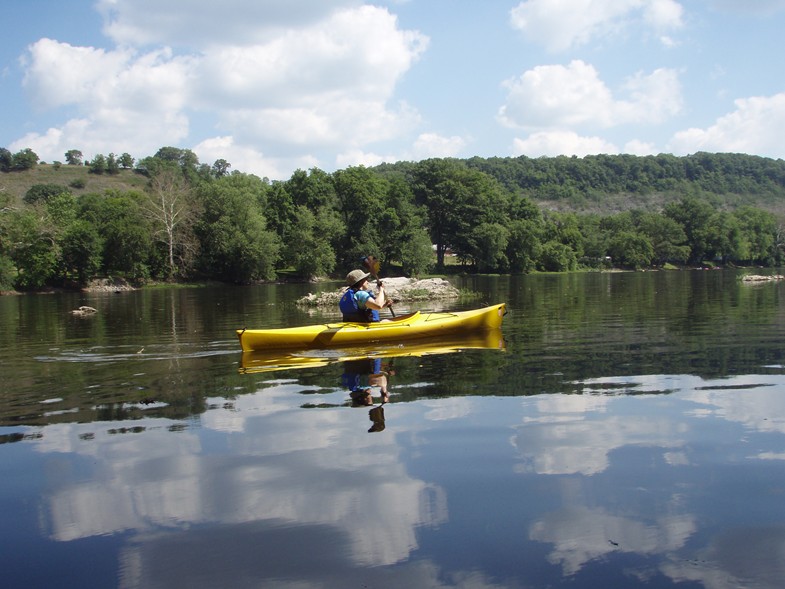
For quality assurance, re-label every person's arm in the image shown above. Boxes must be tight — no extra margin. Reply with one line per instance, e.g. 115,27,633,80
369,373,389,403
364,283,386,310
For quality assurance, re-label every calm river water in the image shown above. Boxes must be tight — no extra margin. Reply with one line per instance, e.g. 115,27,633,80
1,270,785,588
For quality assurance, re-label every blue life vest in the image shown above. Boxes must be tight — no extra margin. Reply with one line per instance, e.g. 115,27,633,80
339,288,379,322
341,358,383,391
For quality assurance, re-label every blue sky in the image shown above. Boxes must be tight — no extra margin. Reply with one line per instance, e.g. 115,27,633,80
2,0,785,180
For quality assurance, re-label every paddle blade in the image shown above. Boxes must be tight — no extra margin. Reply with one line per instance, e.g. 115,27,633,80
364,255,381,276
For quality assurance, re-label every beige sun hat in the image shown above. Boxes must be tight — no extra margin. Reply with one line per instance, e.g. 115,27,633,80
346,269,371,286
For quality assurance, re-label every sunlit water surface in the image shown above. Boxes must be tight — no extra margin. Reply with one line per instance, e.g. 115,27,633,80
1,271,784,588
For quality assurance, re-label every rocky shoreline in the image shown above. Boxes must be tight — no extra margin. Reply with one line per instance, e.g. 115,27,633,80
297,277,461,307
741,274,785,282
83,278,137,292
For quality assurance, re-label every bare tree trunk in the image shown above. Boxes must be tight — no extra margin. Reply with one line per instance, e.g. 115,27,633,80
144,170,197,279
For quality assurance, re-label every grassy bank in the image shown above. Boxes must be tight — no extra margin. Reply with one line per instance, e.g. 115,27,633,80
1,164,149,203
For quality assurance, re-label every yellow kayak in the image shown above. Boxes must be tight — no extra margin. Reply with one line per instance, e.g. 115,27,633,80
239,328,506,374
236,303,506,352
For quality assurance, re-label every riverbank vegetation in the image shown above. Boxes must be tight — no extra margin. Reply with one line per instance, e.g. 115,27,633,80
2,146,785,291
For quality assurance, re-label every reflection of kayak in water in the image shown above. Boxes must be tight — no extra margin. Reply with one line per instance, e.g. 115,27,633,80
238,328,506,374
236,303,506,352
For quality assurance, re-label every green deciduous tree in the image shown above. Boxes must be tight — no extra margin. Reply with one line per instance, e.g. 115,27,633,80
65,150,83,165
119,153,135,169
195,175,280,283
24,184,71,205
107,153,120,175
45,192,78,228
374,178,431,275
635,212,690,265
79,191,153,280
288,205,339,279
212,159,231,178
136,147,201,183
0,254,14,290
12,148,39,171
411,159,465,268
287,168,337,210
507,219,543,273
0,148,12,172
411,159,509,269
539,240,577,272
704,211,743,264
332,166,388,266
89,154,107,175
664,196,716,265
398,226,433,276
6,210,58,289
468,222,510,272
2,191,91,288
543,211,585,260
733,206,778,265
59,220,103,284
607,231,654,269
0,193,15,289
265,183,297,248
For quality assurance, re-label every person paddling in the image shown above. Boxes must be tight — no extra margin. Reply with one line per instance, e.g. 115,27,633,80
360,254,396,317
339,269,388,322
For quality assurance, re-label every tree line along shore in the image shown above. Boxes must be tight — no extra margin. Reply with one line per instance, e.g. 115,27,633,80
2,147,785,292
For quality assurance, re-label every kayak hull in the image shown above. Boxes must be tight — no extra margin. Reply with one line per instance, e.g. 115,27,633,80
239,328,506,374
236,303,506,352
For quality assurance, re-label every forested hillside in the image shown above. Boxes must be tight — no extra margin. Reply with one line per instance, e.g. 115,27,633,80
377,152,785,213
2,146,785,292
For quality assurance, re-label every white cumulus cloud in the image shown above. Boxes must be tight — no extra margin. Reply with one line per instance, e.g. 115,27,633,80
14,3,429,178
624,139,657,155
668,93,785,158
498,60,682,131
411,132,468,159
512,130,618,157
16,39,192,160
510,0,684,52
191,136,313,181
335,132,468,170
192,6,428,109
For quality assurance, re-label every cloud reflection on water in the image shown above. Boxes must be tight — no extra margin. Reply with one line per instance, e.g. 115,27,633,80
24,372,785,588
37,382,446,570
512,372,785,588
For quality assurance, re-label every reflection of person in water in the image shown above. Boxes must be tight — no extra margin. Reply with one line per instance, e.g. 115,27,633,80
341,358,393,431
368,405,385,433
342,358,392,405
